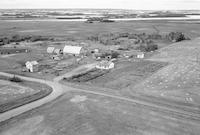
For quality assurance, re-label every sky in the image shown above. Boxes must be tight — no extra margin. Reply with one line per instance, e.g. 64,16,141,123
0,0,200,10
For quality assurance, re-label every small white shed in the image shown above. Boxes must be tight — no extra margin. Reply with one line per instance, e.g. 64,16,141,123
47,47,55,54
54,48,62,55
137,52,144,59
63,45,83,55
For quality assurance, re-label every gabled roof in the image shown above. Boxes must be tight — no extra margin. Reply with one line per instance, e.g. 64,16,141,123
54,48,62,54
63,45,83,55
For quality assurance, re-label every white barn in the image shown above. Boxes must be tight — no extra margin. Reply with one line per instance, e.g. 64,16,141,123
63,45,83,55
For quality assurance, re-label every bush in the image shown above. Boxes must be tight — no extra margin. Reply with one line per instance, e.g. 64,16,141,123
137,43,158,52
9,76,22,82
145,43,158,52
167,32,189,42
30,36,48,42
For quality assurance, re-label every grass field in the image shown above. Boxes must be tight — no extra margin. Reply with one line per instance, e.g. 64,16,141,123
0,20,200,39
1,91,200,135
0,76,52,113
127,38,200,108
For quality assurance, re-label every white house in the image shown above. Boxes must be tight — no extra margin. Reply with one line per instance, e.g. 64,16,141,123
96,60,115,70
63,45,83,55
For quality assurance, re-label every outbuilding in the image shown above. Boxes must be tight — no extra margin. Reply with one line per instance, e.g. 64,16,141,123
136,52,145,59
47,47,55,54
54,48,62,55
124,50,144,59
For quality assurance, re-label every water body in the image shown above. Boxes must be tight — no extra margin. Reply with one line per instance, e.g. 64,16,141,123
1,15,200,22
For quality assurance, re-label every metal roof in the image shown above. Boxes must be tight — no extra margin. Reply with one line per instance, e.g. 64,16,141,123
63,45,82,55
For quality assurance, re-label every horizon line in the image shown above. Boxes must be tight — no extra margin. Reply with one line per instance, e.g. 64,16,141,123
0,8,200,11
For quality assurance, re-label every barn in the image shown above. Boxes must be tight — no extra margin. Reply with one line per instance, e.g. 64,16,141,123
63,45,83,55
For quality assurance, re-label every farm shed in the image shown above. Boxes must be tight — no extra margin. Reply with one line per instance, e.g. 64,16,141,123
47,47,55,54
54,48,62,55
63,45,83,55
96,60,115,70
124,50,144,59
137,52,144,59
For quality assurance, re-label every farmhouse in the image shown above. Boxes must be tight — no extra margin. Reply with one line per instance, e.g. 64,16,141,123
63,45,84,56
25,61,39,72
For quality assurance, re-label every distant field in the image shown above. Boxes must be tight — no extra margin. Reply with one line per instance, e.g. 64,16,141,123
0,20,200,39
